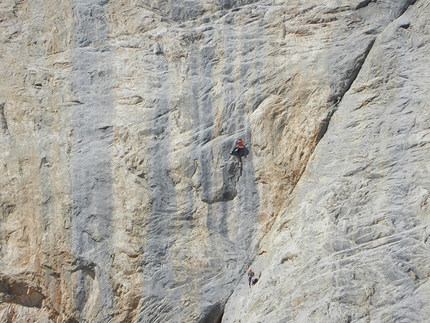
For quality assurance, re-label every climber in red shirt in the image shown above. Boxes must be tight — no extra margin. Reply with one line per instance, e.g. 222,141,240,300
230,138,244,156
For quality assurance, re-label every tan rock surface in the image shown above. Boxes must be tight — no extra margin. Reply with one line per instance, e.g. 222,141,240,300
0,0,427,322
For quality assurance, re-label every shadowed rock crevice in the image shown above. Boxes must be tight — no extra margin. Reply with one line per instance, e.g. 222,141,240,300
70,257,96,279
0,102,9,134
321,0,417,143
197,301,223,323
399,0,417,15
355,0,373,10
329,38,376,106
0,275,45,308
315,109,335,144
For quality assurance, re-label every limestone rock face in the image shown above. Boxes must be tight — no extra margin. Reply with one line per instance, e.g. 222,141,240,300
0,0,428,322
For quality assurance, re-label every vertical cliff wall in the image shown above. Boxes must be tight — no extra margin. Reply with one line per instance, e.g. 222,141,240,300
0,0,427,322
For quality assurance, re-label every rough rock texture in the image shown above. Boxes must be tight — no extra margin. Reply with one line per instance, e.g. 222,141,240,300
0,0,428,322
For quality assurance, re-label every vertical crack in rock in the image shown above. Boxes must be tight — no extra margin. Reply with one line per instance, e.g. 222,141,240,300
70,0,114,321
0,102,9,134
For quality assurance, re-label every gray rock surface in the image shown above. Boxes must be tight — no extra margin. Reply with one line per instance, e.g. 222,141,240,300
0,0,428,322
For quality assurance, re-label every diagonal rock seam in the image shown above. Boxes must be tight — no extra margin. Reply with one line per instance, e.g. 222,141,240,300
316,0,417,145
317,37,376,145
